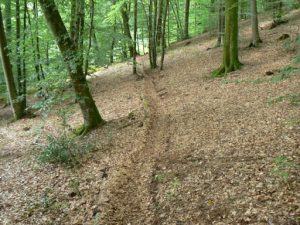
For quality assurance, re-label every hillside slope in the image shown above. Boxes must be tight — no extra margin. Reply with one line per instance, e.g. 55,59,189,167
0,11,300,225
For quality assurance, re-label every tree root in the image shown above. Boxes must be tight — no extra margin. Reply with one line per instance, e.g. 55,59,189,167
74,120,106,136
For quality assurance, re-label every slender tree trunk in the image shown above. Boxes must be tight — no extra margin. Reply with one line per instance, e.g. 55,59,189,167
0,6,24,119
121,3,134,58
34,0,45,79
38,0,105,134
85,0,95,76
4,0,11,42
156,0,164,46
249,0,262,47
16,0,26,112
21,0,27,109
110,19,116,64
217,0,225,47
133,0,138,75
161,0,170,70
183,0,190,40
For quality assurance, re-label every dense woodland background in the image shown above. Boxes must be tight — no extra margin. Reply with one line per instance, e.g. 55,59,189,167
1,0,300,126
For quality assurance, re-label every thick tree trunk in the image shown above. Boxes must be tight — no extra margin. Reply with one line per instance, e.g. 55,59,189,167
38,0,105,134
0,6,24,119
183,0,190,40
213,0,241,76
249,0,262,47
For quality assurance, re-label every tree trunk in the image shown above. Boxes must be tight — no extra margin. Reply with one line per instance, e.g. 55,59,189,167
213,0,241,76
85,0,95,76
16,0,26,112
249,0,262,47
4,0,11,42
217,0,225,47
160,0,170,70
183,0,190,40
156,0,164,46
133,0,138,75
38,0,105,134
0,6,24,119
121,3,134,58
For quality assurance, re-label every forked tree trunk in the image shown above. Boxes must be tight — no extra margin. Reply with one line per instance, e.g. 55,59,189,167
0,6,24,119
38,0,105,134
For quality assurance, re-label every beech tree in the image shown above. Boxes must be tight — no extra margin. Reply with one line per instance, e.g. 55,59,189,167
38,0,105,135
213,0,242,76
249,0,262,47
0,5,24,119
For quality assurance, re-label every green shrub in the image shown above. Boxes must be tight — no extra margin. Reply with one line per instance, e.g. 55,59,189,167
37,109,92,168
272,156,300,183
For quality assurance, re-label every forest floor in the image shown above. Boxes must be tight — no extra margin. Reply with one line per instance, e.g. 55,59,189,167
1,11,300,225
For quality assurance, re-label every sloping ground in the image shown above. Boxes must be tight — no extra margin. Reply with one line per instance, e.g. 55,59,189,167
0,11,300,225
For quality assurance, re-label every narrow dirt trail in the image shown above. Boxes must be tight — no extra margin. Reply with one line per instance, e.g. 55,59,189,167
100,70,171,225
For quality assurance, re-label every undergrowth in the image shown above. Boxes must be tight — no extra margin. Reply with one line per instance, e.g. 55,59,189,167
272,156,300,183
36,109,93,168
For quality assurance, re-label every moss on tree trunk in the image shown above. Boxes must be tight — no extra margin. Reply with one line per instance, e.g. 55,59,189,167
212,0,242,77
39,0,105,135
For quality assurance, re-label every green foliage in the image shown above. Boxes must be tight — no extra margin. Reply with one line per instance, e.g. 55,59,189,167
272,156,299,183
270,65,297,82
286,116,300,127
69,178,81,196
268,92,300,107
37,109,92,168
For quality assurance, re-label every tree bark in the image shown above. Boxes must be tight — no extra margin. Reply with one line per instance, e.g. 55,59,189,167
249,0,262,47
217,0,225,47
121,3,134,58
213,0,242,76
160,0,170,70
133,0,138,75
183,0,190,40
156,0,163,46
38,0,105,134
0,6,24,119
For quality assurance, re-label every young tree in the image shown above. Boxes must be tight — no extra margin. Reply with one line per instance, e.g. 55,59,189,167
249,0,262,47
183,0,190,40
120,2,134,58
213,0,242,76
133,0,138,75
217,0,225,47
0,5,24,119
38,0,105,135
160,0,170,70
